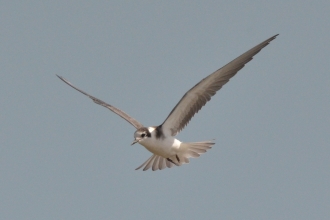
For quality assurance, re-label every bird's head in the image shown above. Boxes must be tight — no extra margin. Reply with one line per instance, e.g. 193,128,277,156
131,127,151,145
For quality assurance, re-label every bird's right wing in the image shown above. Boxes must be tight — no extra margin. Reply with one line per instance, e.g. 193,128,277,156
57,75,143,129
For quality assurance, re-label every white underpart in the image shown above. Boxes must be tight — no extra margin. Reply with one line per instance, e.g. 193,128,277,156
138,127,182,158
135,127,214,171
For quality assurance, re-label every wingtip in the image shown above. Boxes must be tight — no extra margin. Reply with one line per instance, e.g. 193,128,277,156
56,74,65,81
271,34,279,40
56,75,71,85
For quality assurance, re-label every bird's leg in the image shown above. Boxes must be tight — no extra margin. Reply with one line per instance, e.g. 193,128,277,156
176,155,180,163
167,158,179,166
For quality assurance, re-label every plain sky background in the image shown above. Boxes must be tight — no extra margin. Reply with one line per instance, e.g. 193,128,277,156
1,1,329,220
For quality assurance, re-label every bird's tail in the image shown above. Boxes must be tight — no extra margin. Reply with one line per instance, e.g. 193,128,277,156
176,140,215,164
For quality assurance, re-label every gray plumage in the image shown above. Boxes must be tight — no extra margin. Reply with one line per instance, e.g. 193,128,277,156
57,75,143,129
161,34,278,136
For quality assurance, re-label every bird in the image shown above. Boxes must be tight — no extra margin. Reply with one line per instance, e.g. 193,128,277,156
57,34,278,171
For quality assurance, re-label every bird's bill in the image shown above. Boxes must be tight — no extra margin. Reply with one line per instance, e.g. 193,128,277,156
131,139,139,145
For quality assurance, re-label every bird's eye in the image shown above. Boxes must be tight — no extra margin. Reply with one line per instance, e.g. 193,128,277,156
141,133,146,138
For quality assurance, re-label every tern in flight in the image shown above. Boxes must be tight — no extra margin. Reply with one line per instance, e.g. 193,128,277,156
57,34,278,171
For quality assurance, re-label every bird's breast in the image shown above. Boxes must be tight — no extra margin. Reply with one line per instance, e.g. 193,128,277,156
139,136,181,158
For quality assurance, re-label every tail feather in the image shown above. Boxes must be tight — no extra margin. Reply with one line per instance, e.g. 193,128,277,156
186,150,200,158
179,140,215,163
185,141,213,149
189,148,207,153
135,140,215,171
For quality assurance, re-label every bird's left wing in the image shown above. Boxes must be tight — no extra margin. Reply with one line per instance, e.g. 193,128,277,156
57,75,143,129
161,34,278,136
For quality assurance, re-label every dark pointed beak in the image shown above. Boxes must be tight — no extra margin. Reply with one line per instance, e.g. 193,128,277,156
131,139,139,145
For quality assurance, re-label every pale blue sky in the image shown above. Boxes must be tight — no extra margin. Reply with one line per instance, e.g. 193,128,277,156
1,1,329,219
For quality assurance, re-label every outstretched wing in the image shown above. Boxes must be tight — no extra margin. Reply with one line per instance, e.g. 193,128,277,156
57,75,143,129
161,34,278,136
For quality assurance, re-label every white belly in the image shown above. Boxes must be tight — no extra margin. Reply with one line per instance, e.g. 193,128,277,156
139,135,182,158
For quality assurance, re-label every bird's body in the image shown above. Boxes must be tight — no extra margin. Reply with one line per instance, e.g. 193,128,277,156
133,126,214,170
57,34,278,171
140,127,180,158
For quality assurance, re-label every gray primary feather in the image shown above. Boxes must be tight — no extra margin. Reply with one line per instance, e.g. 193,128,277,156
57,75,143,129
161,34,279,136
